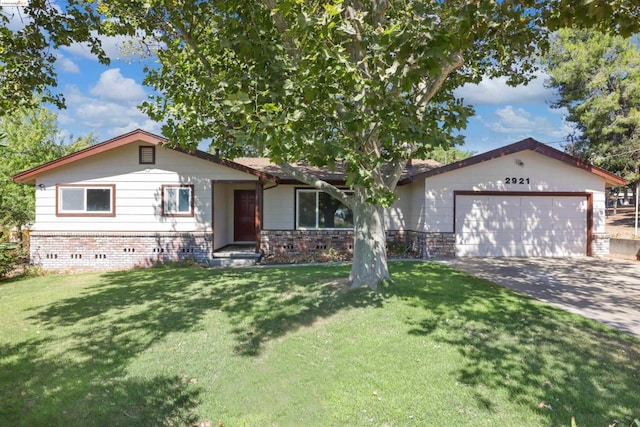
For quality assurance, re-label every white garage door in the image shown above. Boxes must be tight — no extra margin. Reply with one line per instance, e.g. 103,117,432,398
456,194,587,257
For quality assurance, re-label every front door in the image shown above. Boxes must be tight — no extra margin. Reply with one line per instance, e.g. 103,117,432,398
234,190,256,242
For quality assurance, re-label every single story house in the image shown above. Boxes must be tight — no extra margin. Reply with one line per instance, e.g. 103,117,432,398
12,129,626,271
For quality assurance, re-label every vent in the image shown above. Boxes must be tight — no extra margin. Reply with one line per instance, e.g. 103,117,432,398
139,146,155,164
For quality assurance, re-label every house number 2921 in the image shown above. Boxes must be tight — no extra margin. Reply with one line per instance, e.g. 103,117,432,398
505,177,530,184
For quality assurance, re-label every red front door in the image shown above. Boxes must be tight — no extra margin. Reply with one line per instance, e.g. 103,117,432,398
234,190,256,241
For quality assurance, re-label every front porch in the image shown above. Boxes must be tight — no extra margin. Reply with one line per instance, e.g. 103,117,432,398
212,180,263,253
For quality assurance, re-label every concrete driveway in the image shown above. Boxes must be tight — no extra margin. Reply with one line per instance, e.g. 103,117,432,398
437,257,640,337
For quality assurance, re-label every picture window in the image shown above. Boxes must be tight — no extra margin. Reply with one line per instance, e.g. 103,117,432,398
57,185,115,216
296,189,353,230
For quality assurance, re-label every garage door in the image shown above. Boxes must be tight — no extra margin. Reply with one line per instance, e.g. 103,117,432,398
455,194,588,257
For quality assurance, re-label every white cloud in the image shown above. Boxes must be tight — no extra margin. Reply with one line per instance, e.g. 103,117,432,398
59,70,162,140
481,105,570,142
2,5,30,30
455,71,556,106
486,106,543,133
547,106,568,116
90,68,147,102
55,53,80,73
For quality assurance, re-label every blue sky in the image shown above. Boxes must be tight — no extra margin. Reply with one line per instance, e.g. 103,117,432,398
50,33,572,155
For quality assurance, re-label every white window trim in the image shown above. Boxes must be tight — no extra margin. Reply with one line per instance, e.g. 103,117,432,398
56,184,115,217
162,184,194,217
296,189,353,230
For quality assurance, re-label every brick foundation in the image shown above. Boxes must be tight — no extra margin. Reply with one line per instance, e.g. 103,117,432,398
259,230,354,256
30,232,213,272
260,229,456,260
386,230,456,258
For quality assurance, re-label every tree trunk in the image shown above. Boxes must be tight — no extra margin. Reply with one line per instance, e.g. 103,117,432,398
349,188,390,290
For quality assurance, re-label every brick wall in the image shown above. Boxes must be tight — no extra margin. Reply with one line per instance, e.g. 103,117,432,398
260,230,354,256
260,229,456,260
30,232,213,272
386,230,456,258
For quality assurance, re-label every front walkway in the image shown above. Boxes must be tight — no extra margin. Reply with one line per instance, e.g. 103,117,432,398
437,257,640,337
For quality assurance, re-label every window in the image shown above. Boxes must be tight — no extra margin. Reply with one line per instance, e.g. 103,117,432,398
139,146,155,164
296,189,353,229
162,185,194,216
57,185,115,216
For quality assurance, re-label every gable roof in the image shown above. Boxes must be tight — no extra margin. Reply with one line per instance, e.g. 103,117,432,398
11,129,281,185
11,129,440,185
401,137,627,187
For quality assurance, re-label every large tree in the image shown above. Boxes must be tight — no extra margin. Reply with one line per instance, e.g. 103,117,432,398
545,28,640,194
0,106,94,232
2,1,639,288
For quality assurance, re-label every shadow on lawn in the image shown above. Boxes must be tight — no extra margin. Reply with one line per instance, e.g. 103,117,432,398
33,264,380,357
387,264,640,425
3,264,378,425
0,337,201,425
4,262,639,425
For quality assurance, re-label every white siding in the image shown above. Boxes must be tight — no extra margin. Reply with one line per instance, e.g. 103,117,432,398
384,185,411,231
33,143,257,232
263,185,295,230
213,183,230,249
421,151,607,233
408,179,425,231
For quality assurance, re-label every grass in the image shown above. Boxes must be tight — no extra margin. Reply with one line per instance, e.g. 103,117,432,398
0,261,639,426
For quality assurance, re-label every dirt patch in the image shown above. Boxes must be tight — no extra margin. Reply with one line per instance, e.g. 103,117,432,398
606,207,640,240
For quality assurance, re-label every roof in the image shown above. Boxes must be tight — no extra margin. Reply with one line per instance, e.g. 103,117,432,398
12,129,166,185
233,158,441,184
11,129,281,185
11,129,440,185
401,137,628,188
12,130,626,188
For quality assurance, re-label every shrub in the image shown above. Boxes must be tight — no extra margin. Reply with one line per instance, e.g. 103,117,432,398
0,242,19,279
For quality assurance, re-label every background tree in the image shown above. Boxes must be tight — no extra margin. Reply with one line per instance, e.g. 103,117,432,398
427,144,475,165
0,106,94,233
545,28,640,200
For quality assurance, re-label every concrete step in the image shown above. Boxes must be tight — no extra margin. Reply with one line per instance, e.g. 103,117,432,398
212,251,262,259
208,258,259,268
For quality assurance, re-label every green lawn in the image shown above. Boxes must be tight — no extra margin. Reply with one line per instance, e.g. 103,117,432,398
0,262,638,426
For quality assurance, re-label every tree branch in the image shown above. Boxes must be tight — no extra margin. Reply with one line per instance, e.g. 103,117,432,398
262,0,299,56
370,0,389,27
262,0,289,34
415,52,464,108
162,20,216,79
383,144,417,189
277,161,352,206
